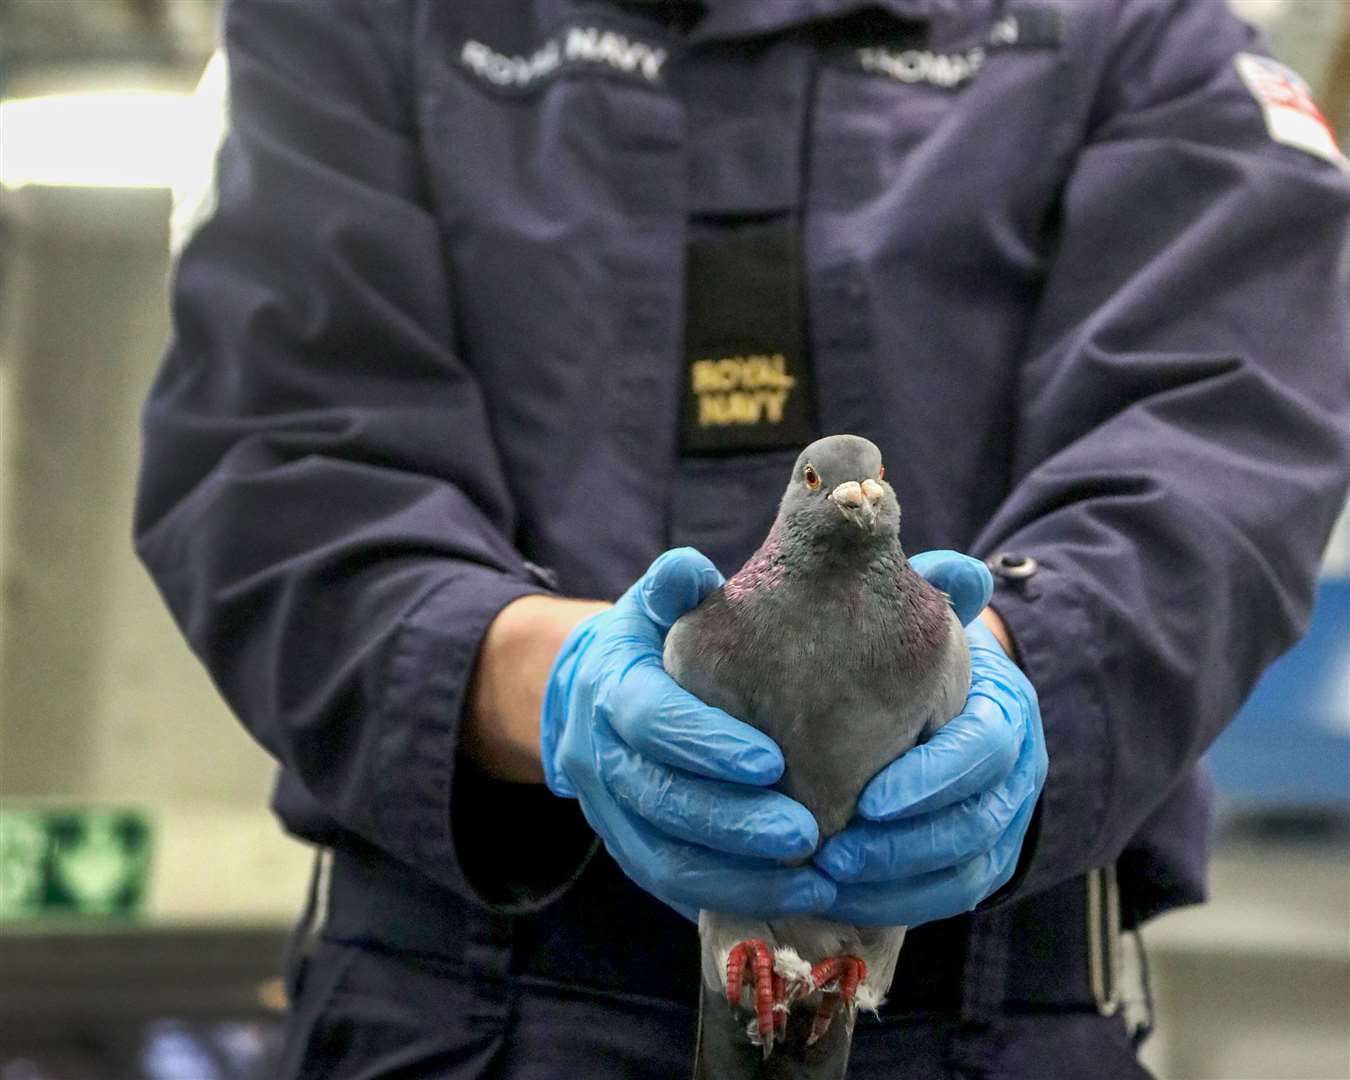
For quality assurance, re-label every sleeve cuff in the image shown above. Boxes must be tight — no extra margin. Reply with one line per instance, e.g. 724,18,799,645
369,561,595,913
976,554,1111,907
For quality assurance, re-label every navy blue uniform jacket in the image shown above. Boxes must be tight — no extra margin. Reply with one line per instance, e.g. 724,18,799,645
136,0,1350,1038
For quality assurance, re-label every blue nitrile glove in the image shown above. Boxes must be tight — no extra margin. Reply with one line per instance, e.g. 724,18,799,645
814,550,1048,926
542,547,837,921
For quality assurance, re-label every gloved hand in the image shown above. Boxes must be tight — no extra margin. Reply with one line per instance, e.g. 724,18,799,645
542,547,837,921
813,549,1048,926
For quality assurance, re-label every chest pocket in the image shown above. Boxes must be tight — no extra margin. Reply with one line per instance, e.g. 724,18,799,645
419,17,686,422
414,11,690,596
802,9,1075,553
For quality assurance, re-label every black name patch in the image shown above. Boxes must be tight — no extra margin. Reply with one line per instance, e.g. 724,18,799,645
682,220,816,456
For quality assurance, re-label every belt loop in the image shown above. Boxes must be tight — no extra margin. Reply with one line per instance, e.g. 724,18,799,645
1087,863,1122,1016
948,905,1012,1076
958,906,1012,1025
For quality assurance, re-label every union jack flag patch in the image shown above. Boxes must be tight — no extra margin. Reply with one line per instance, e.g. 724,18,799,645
1235,53,1347,170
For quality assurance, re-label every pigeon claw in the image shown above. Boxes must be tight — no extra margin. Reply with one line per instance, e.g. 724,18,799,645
807,991,840,1047
772,972,788,1036
803,954,867,1046
725,938,777,1052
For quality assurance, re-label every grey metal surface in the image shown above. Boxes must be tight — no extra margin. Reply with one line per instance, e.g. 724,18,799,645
1140,832,1350,1080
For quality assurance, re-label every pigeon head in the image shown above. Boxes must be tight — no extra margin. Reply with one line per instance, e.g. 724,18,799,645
778,434,900,543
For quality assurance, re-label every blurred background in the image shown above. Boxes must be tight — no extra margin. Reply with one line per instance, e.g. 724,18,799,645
0,1,1346,1078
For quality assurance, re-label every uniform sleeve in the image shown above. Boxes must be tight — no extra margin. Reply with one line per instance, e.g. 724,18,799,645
972,0,1350,906
134,0,556,903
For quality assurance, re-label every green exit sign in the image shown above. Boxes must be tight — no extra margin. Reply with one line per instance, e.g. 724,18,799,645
0,805,152,921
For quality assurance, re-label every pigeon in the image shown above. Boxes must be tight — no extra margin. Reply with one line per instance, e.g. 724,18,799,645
662,434,972,1080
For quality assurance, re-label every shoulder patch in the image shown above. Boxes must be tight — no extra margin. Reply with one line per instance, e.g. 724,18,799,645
1235,53,1347,170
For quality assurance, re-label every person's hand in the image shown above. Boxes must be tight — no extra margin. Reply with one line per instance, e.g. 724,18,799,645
812,550,1047,926
542,548,837,921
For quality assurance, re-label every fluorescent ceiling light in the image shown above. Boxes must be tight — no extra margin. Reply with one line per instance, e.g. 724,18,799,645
1,90,200,190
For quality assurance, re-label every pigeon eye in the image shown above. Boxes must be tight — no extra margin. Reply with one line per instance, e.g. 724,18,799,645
803,465,821,491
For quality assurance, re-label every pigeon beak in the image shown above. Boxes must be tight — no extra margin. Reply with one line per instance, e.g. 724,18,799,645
830,480,881,529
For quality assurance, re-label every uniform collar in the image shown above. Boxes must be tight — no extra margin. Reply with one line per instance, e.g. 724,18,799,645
595,0,938,44
685,0,935,44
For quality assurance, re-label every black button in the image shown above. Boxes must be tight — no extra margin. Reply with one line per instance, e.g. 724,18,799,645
988,551,1038,580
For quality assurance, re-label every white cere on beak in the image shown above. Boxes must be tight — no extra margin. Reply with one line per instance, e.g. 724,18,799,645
860,478,884,505
830,480,864,507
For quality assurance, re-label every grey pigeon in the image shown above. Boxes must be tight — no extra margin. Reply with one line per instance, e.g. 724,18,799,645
663,434,971,1079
